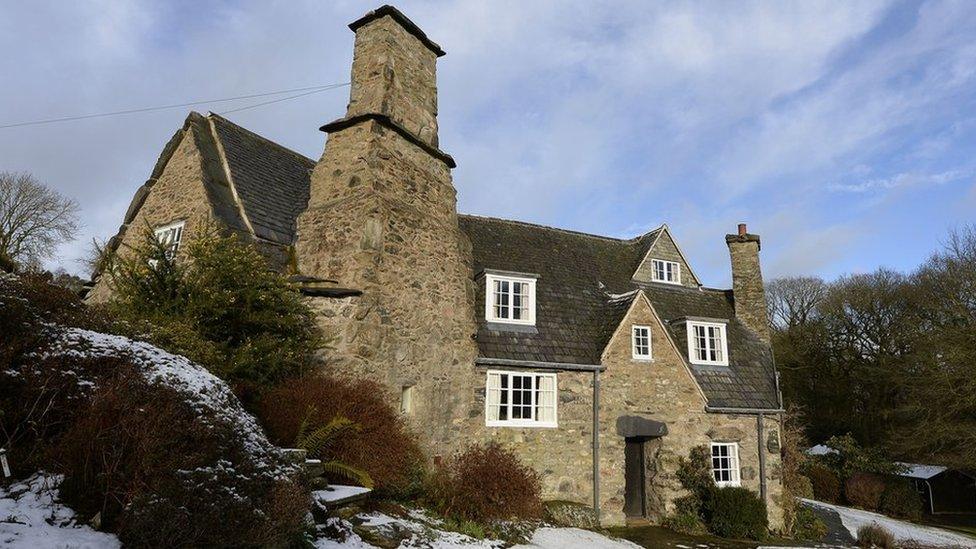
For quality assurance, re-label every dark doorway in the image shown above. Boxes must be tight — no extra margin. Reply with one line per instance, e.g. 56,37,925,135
624,437,647,519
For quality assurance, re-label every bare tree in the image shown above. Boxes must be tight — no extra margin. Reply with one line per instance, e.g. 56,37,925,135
765,276,828,329
0,171,79,270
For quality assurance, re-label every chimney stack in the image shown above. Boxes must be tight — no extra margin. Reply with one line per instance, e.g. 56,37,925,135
344,5,444,148
726,223,770,343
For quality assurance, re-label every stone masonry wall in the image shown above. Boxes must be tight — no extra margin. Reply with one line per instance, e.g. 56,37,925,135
295,16,480,454
87,130,218,302
461,294,784,529
632,229,701,288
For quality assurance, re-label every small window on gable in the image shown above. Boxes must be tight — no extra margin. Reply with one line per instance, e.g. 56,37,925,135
632,325,652,360
485,274,536,325
485,371,557,428
154,221,185,259
687,321,728,366
651,259,681,284
711,442,741,487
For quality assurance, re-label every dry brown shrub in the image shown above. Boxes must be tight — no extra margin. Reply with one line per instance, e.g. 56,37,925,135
427,442,543,523
846,472,886,511
258,374,425,495
807,462,842,503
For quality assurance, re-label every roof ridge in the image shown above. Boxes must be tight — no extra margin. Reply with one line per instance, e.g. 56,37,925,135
458,213,660,243
206,112,315,165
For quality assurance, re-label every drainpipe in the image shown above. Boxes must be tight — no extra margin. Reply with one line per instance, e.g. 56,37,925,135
593,369,601,522
757,412,767,504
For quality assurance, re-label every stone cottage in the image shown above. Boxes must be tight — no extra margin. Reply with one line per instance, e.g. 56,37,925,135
89,5,785,528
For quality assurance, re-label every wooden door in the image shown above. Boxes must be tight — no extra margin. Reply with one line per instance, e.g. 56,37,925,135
624,438,646,518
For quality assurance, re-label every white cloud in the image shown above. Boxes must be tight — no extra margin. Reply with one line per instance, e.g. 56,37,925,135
829,169,971,193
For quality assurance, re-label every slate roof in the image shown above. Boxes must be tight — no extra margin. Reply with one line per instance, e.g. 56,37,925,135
208,114,313,245
103,112,779,409
459,214,781,410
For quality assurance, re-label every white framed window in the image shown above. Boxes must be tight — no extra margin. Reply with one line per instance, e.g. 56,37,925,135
485,371,557,428
711,442,741,487
154,220,185,259
485,274,536,325
651,259,681,284
632,325,652,360
687,321,729,366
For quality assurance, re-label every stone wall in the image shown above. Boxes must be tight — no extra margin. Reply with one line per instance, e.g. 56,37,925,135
632,229,701,288
87,129,218,302
462,293,784,529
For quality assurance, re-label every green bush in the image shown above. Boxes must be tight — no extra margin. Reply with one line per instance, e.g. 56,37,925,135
793,506,828,541
662,512,707,535
672,446,768,541
807,462,842,503
846,472,886,510
857,524,895,548
880,479,923,520
821,435,904,478
105,223,320,394
706,487,769,541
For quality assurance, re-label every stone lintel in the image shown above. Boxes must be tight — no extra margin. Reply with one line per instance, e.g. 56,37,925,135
725,233,762,251
320,113,456,168
349,5,446,57
615,415,668,438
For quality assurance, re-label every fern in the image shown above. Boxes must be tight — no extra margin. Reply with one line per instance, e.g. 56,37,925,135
295,406,372,487
321,461,374,488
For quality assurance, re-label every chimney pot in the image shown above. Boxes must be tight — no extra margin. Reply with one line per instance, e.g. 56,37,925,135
738,223,747,236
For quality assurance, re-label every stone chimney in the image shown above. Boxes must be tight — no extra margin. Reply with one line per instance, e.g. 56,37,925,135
345,5,444,148
726,223,770,343
294,6,478,454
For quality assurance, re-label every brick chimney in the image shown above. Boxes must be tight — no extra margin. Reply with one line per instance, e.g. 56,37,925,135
726,223,770,343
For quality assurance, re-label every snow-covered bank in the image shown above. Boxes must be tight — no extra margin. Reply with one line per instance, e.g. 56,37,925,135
0,473,121,548
802,498,976,547
312,508,640,549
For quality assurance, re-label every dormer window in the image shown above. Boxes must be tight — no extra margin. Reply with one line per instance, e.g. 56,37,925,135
485,273,536,325
687,320,728,366
651,259,680,284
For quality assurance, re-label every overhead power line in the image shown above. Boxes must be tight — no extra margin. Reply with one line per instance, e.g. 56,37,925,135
0,82,350,130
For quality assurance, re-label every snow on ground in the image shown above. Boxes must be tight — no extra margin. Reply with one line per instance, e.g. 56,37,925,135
802,499,976,547
0,473,121,549
312,509,640,549
515,527,641,549
314,485,372,504
48,327,291,475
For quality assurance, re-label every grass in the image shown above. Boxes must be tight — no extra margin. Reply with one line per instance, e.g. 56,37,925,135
916,513,976,539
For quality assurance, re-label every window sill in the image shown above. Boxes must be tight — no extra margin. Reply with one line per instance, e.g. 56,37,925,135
714,481,741,488
484,322,538,334
690,359,730,368
632,357,654,362
486,421,558,429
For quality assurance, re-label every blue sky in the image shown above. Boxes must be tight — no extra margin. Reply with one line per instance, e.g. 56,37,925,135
1,0,975,287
